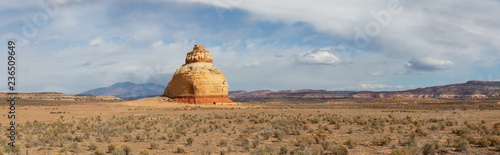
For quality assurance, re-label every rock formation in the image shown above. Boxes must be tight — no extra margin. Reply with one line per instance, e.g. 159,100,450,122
164,44,233,104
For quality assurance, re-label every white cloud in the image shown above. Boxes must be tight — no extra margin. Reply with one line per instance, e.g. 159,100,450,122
176,0,500,69
405,57,454,72
296,51,340,65
89,38,104,46
151,40,164,48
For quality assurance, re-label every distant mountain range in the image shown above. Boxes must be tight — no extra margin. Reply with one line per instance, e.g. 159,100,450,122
79,82,165,100
229,81,500,100
80,81,500,100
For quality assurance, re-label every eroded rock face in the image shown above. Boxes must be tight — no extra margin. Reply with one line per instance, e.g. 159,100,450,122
185,44,213,64
164,44,232,104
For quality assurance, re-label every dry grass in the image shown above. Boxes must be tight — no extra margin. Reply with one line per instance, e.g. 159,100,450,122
0,97,499,154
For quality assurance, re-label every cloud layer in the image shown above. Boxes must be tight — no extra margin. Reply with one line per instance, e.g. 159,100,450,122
0,0,499,94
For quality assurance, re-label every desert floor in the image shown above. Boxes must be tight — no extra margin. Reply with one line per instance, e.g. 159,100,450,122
0,97,499,155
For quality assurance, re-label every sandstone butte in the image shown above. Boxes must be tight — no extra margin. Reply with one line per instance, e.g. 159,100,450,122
163,44,233,104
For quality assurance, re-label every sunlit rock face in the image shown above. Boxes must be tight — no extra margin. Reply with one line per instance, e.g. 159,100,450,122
164,44,232,104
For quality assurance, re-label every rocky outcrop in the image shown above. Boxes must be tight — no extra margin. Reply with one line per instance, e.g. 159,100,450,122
164,44,232,104
185,44,213,64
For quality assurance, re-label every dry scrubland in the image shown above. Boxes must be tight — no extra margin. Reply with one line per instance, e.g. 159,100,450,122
0,97,500,154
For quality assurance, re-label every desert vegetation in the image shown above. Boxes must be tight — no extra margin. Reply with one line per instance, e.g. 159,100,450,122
0,97,499,154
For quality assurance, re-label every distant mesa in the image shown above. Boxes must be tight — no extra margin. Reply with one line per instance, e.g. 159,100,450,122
229,80,500,100
0,92,122,101
79,82,165,100
164,44,233,104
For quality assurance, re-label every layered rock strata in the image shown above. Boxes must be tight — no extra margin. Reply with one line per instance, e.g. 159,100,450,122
164,44,232,104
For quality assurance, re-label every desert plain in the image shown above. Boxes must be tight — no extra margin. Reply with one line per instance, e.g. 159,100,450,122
0,97,500,155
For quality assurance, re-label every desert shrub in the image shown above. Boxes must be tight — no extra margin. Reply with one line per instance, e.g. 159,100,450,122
456,139,470,152
344,138,358,149
239,134,251,146
437,121,446,130
446,119,458,126
168,137,177,143
74,135,83,142
122,145,132,155
59,147,69,154
89,142,98,151
5,145,21,154
348,128,354,134
123,134,134,142
243,143,252,152
280,144,290,155
389,126,396,133
204,139,212,146
483,135,500,146
176,145,185,153
150,141,159,149
316,130,328,141
452,128,471,136
329,145,349,155
253,145,276,155
460,134,477,145
415,128,428,137
397,126,404,133
295,136,314,148
112,149,126,155
335,123,342,130
108,143,117,153
309,117,320,124
494,123,500,129
422,141,440,155
69,142,79,153
261,131,272,140
201,149,212,155
464,121,478,130
219,139,228,147
140,149,150,155
390,148,410,155
430,125,438,131
478,136,491,147
252,138,260,148
135,133,146,142
93,149,106,155
321,140,332,150
274,130,286,141
159,135,167,140
400,136,418,147
220,148,229,155
294,148,311,155
372,135,392,146
187,137,194,145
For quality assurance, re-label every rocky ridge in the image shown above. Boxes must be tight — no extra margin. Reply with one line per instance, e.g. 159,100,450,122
229,81,500,100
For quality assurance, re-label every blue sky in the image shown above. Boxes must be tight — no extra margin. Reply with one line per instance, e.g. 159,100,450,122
1,0,499,94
